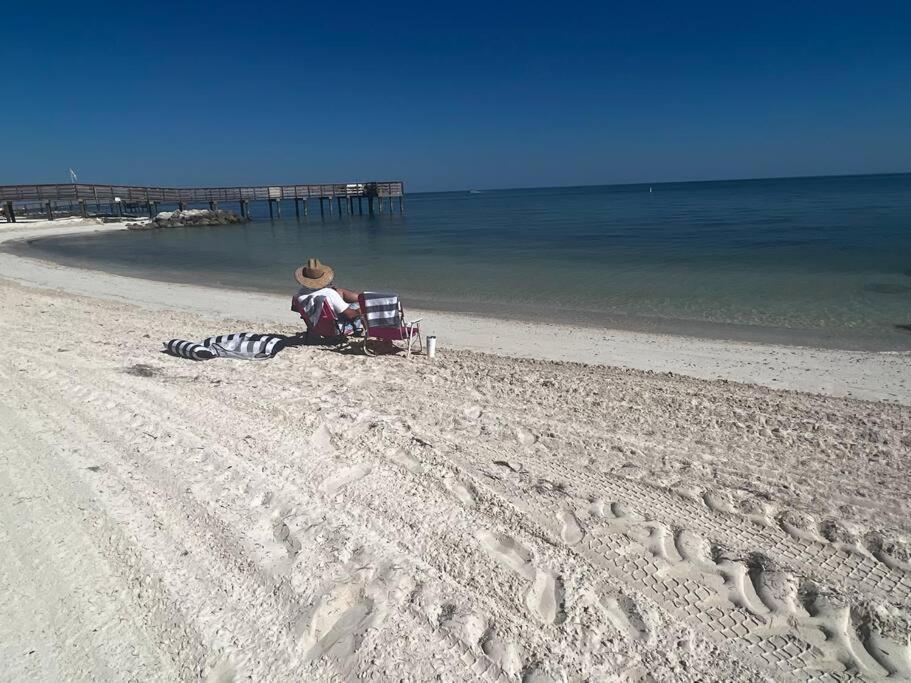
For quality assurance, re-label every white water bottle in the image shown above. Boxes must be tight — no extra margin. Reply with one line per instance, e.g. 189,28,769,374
426,336,437,358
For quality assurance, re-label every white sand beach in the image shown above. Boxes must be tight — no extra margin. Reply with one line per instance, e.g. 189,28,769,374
2,218,910,681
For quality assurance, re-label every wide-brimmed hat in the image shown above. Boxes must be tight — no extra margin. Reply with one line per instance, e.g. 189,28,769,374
294,258,335,288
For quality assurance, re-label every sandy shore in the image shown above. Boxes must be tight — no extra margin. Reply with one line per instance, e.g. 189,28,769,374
2,218,910,680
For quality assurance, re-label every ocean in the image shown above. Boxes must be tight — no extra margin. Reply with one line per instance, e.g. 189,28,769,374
12,173,911,350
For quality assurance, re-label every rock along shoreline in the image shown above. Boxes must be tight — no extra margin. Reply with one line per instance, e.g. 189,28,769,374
127,208,249,231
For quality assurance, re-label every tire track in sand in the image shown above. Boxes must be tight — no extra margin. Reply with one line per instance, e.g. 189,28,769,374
17,357,517,681
435,439,910,680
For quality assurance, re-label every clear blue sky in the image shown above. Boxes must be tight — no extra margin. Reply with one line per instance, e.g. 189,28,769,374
2,1,909,191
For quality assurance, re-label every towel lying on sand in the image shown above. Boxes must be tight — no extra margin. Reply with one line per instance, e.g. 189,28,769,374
164,332,287,361
164,339,217,361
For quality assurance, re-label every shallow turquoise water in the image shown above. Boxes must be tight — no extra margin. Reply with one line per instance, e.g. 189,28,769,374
15,174,911,350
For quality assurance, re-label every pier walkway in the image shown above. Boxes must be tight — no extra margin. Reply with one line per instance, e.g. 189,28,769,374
0,180,405,221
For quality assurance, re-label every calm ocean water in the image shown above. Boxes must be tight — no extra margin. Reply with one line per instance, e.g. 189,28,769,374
14,174,911,350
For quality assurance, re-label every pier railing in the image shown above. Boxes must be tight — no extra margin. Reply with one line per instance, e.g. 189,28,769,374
0,181,405,203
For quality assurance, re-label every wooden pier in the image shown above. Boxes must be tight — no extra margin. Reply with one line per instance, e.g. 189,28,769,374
0,180,405,222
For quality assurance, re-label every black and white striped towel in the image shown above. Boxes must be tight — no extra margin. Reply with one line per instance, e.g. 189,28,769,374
361,292,401,328
203,332,286,360
164,339,218,361
164,332,287,361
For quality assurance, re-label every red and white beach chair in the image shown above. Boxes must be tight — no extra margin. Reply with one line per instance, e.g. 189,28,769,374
358,292,423,358
291,294,357,345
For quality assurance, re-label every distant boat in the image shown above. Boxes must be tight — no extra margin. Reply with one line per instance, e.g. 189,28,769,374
468,189,482,194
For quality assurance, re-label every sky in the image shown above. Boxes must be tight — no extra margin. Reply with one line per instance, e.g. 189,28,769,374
1,1,909,192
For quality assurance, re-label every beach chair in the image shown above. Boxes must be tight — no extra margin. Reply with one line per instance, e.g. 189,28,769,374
291,294,355,345
358,292,423,358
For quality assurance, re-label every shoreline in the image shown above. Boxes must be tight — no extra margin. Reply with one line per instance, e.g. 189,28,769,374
13,230,911,354
2,217,910,404
11,219,911,355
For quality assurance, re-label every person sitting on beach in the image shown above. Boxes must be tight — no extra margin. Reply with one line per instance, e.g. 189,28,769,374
293,257,363,327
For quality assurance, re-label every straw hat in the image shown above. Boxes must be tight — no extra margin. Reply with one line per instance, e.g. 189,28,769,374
294,258,335,288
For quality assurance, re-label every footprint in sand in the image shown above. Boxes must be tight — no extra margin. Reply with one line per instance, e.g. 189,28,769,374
310,424,336,453
798,589,903,679
702,490,737,515
320,463,373,495
454,611,487,645
386,447,422,474
777,509,823,543
444,477,477,507
300,582,380,663
476,530,565,624
525,570,565,625
557,509,584,546
609,501,645,523
674,529,716,569
476,530,536,580
480,631,524,676
588,498,607,518
600,593,650,641
745,556,800,618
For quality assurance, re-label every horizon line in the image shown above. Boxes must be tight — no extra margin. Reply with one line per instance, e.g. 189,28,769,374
416,170,911,195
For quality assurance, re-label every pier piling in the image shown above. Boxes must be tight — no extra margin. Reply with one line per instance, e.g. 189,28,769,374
3,200,14,222
45,201,54,220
